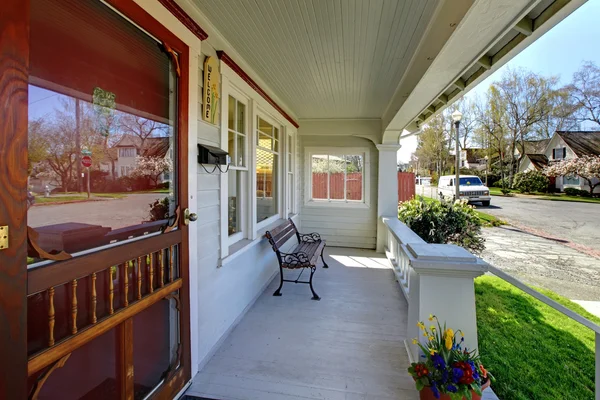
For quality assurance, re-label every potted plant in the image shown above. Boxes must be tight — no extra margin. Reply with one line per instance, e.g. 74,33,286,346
408,315,493,400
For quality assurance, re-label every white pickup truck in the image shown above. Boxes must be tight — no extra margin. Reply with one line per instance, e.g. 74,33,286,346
438,175,491,206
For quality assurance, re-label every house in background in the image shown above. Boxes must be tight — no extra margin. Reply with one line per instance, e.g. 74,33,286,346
100,134,171,180
460,148,488,171
519,131,600,193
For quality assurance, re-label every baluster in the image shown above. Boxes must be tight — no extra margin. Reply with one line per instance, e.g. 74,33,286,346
71,280,78,335
48,287,55,347
148,253,154,294
137,256,142,300
123,262,129,307
109,266,115,315
159,249,165,288
169,245,174,282
91,273,97,324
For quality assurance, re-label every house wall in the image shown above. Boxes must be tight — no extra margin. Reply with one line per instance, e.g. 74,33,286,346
518,157,534,173
545,134,600,192
298,132,379,249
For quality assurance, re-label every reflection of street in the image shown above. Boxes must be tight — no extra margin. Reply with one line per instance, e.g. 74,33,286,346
28,193,168,230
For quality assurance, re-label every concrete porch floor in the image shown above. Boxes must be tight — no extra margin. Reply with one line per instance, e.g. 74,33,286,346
186,247,418,400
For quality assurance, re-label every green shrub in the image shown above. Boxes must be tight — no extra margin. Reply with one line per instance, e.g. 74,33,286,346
564,187,580,196
398,198,484,254
493,177,510,188
431,172,439,186
501,188,512,195
512,170,549,193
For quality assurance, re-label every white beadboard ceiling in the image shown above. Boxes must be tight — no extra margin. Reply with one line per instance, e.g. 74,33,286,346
192,0,439,119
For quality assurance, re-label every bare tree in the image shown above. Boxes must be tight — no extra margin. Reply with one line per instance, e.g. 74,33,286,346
120,115,168,154
568,61,600,128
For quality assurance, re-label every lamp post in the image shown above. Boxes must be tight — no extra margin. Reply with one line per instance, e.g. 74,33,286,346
484,155,489,186
452,110,462,202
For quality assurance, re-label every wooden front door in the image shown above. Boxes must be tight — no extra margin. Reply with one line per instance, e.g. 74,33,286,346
0,0,192,398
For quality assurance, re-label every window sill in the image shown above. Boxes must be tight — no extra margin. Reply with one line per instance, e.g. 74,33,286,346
304,200,370,209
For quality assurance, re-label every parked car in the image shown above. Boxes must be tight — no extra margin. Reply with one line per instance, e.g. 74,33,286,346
438,175,491,206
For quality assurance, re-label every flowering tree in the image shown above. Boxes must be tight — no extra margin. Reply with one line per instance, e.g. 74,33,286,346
131,156,172,187
544,155,600,195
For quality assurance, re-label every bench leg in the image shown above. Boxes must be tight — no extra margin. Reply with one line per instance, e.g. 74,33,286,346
273,264,284,296
320,245,329,268
309,266,320,301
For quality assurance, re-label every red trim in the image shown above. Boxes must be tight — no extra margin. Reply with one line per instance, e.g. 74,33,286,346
217,51,299,129
157,0,208,41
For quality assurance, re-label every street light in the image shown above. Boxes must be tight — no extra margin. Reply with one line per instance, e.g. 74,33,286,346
452,110,463,202
484,155,489,186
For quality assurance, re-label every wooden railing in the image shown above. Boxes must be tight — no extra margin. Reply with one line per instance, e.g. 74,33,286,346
27,230,183,377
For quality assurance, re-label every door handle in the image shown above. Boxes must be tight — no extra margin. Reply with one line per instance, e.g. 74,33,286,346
184,209,197,225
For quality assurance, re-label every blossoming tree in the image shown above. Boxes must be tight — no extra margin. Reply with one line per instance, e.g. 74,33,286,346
544,155,600,195
131,155,172,187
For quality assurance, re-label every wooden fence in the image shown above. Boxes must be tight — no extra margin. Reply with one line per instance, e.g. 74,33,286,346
311,172,415,203
398,172,415,203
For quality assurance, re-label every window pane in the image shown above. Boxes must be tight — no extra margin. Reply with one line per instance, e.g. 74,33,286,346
274,127,279,141
258,132,272,149
287,173,293,215
237,134,245,167
228,96,235,131
256,149,278,222
311,155,328,200
329,156,345,200
346,155,363,201
27,0,177,264
228,170,242,235
237,101,245,134
258,117,272,136
228,130,236,167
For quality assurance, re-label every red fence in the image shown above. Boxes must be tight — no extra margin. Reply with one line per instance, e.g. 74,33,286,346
312,173,363,200
398,172,415,203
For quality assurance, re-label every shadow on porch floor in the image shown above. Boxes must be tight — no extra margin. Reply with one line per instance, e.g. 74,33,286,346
186,247,417,400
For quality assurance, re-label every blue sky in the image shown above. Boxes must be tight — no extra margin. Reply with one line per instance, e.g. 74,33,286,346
398,0,600,163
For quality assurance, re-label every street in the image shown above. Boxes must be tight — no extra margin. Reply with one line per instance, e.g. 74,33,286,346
28,193,167,229
478,196,600,251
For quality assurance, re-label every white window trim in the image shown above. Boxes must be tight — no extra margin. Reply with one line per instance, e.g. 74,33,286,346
254,107,284,233
285,129,296,216
304,147,370,209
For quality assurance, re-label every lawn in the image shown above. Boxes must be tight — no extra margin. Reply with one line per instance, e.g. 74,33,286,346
34,193,126,204
476,275,597,400
538,194,600,204
474,210,505,227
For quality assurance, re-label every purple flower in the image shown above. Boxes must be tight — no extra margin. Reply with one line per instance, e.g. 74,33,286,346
432,354,446,370
431,382,440,399
447,384,458,393
452,368,464,383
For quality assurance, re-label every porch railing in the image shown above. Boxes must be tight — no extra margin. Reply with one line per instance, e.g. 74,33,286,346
382,216,600,400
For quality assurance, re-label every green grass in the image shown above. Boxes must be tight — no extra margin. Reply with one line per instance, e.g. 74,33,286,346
476,275,597,400
537,194,600,204
475,210,506,227
35,195,89,203
34,193,126,204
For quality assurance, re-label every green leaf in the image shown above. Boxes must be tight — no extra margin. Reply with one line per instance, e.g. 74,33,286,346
465,388,473,400
472,383,482,396
415,379,424,391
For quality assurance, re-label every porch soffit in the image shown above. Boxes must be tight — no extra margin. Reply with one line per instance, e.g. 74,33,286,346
190,0,439,120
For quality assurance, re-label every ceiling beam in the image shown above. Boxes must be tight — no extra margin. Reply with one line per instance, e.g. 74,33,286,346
477,55,492,70
452,78,466,91
514,16,533,36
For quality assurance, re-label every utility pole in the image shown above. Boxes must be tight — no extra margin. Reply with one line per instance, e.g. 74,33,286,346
75,98,83,193
452,110,463,202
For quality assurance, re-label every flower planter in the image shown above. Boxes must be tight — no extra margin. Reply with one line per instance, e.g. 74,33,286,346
418,379,490,400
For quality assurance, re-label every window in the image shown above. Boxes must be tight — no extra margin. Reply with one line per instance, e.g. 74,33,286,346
286,132,294,216
119,147,136,158
227,95,247,238
563,175,580,185
256,116,279,222
308,150,366,203
553,147,566,160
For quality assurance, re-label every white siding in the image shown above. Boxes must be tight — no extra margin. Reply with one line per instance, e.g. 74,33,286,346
299,135,378,249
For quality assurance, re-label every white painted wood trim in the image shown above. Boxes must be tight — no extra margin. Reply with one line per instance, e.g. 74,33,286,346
303,146,371,208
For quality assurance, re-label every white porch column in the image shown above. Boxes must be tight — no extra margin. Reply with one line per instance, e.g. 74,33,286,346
406,243,487,361
376,144,401,252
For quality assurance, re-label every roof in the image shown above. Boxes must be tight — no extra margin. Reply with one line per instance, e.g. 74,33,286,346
522,139,550,154
556,131,600,157
464,148,486,163
115,135,170,158
524,154,548,170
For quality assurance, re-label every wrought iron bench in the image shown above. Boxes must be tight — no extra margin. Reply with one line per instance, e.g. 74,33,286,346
265,218,328,300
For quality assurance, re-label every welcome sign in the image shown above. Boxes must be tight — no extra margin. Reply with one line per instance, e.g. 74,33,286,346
203,56,220,125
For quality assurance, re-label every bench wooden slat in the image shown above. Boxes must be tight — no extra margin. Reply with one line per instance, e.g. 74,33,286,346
275,228,296,248
268,221,294,240
310,241,326,266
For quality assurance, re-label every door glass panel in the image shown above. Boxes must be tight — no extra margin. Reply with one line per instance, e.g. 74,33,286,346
28,0,178,265
228,170,242,236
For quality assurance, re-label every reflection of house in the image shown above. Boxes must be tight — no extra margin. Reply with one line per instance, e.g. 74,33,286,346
100,135,170,179
519,131,600,193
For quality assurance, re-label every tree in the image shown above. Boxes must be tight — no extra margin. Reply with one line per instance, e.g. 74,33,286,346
568,61,600,127
413,114,452,177
120,115,168,154
131,156,172,187
544,155,600,195
446,97,477,150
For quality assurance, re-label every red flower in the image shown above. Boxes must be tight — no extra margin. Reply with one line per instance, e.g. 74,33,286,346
415,364,430,377
452,361,475,384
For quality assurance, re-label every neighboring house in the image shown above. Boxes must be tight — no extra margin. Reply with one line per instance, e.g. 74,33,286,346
100,134,171,181
518,131,600,193
460,148,487,171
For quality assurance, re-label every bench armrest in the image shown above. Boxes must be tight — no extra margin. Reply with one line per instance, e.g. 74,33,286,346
298,232,322,243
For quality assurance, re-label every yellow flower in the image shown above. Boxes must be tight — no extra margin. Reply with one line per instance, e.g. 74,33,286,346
412,338,418,345
423,332,428,337
430,325,435,331
445,336,453,350
429,314,436,321
445,328,454,339
430,349,435,355
460,331,464,338
428,336,434,342
417,321,426,331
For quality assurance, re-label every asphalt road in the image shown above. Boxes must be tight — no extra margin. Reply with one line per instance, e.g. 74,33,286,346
28,193,168,229
477,196,600,250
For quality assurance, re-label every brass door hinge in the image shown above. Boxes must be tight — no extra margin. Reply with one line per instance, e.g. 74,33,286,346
0,226,8,250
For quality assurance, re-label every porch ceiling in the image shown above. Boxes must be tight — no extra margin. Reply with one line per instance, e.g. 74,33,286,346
191,0,439,119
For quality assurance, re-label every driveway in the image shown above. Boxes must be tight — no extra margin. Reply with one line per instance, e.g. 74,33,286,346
28,193,168,229
477,196,600,251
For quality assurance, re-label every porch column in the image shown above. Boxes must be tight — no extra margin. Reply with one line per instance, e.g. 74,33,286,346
407,243,487,361
376,144,401,252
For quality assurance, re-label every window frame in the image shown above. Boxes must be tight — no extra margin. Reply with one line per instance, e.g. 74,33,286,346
286,129,296,216
255,110,282,229
304,147,370,208
225,88,249,245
